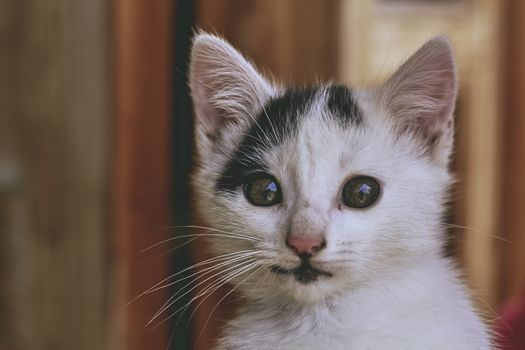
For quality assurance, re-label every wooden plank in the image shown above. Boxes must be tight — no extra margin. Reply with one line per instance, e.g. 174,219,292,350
459,0,503,309
0,0,111,349
197,0,339,84
113,0,173,349
499,0,525,304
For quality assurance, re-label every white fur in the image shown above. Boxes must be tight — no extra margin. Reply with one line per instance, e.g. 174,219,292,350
189,34,492,350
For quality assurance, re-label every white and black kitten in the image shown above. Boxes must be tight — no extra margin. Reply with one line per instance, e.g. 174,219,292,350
189,33,491,349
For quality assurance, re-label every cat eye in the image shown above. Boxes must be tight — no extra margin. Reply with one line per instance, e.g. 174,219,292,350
342,176,380,209
244,173,282,207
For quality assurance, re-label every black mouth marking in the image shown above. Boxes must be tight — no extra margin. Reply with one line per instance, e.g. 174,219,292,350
270,259,332,284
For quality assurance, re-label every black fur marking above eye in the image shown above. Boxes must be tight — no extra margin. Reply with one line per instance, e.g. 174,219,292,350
326,85,363,126
214,86,363,193
215,87,321,193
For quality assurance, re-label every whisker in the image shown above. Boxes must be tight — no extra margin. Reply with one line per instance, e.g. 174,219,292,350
320,259,355,264
126,250,260,306
196,265,265,343
161,225,261,242
443,223,512,243
176,261,262,333
150,261,260,331
141,232,258,253
191,260,260,302
145,253,260,294
146,252,258,301
147,259,259,326
138,236,200,262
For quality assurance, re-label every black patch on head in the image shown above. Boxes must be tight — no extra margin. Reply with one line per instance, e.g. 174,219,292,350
326,85,363,126
214,85,363,193
215,87,321,192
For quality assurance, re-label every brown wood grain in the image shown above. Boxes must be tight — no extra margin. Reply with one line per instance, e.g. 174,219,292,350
499,0,525,304
113,0,173,349
0,1,111,349
197,0,340,84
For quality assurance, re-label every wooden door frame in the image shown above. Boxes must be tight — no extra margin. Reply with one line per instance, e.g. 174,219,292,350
113,0,173,349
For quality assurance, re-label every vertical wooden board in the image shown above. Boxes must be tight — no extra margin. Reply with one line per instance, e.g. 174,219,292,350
499,0,525,305
0,0,111,349
197,0,339,84
459,0,503,309
113,0,173,349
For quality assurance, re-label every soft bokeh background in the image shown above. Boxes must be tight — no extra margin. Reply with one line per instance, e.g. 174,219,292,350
1,0,524,349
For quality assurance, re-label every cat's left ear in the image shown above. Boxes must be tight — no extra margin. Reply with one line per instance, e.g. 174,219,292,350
376,36,457,166
189,33,276,158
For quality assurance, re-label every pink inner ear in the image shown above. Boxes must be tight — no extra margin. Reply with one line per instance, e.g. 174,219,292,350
379,36,457,162
189,34,275,149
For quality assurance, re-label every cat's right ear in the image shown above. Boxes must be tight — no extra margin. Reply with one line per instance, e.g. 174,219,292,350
375,36,457,167
189,33,275,156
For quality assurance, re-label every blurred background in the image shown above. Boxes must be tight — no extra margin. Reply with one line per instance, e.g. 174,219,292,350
1,0,524,349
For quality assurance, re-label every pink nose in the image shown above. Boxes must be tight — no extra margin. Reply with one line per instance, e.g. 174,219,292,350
286,235,326,255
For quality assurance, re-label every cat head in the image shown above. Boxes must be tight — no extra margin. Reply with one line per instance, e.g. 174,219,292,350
189,33,457,303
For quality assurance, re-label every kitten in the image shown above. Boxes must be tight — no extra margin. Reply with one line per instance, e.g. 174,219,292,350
189,33,492,349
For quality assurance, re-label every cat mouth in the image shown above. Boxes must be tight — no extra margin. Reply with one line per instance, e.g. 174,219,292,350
270,259,332,284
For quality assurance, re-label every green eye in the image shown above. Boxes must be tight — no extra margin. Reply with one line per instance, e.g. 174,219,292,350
342,176,380,209
244,174,282,207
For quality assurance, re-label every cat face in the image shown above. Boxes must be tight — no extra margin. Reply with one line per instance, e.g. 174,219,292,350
190,34,457,303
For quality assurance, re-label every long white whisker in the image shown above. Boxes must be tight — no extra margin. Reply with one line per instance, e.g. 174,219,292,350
147,258,258,326
196,265,265,343
162,225,261,241
174,261,262,331
192,260,260,302
442,223,511,243
145,252,260,294
139,236,200,260
146,250,255,292
141,232,258,253
126,250,259,306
